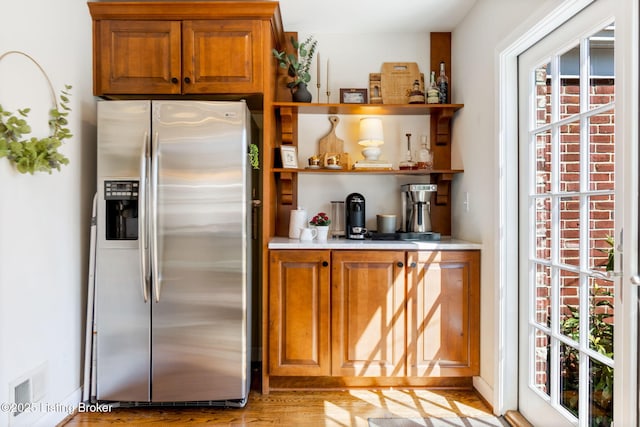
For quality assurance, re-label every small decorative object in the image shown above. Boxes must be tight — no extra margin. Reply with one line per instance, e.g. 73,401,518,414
310,211,331,241
318,116,349,169
380,62,421,104
309,211,331,226
340,88,368,104
399,132,417,170
248,143,259,169
272,35,318,102
437,61,449,104
408,79,425,104
353,118,392,170
426,71,440,104
278,145,298,169
0,51,72,175
369,73,382,104
416,135,433,169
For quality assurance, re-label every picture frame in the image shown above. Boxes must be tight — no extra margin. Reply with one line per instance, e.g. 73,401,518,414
340,88,368,104
279,145,299,169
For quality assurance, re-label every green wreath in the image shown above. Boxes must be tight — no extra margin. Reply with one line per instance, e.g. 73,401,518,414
0,84,72,174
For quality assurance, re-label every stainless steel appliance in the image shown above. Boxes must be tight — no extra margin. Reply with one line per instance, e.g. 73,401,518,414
401,184,437,233
94,100,252,406
346,193,366,239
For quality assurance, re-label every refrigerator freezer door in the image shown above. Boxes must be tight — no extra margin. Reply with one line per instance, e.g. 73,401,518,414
95,100,152,401
151,101,250,402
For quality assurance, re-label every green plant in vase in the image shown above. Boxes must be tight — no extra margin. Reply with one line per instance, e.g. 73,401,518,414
272,35,317,102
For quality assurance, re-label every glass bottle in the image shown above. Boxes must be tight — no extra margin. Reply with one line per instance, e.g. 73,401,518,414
426,71,439,104
437,61,449,104
399,132,417,170
417,135,433,170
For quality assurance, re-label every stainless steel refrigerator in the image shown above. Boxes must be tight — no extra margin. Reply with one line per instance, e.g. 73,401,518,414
94,100,252,406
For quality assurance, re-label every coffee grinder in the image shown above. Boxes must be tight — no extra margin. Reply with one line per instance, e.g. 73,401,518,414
345,193,367,239
401,184,437,234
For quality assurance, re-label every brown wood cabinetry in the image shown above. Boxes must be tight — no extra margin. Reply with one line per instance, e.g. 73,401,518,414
331,251,406,377
88,2,283,96
407,250,480,377
266,249,480,391
268,250,331,376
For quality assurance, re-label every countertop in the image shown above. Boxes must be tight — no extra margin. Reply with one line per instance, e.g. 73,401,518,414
268,236,482,250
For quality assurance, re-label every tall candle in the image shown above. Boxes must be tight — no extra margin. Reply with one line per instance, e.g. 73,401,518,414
326,58,330,92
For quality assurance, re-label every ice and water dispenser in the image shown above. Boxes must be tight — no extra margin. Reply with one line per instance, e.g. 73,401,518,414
104,180,139,240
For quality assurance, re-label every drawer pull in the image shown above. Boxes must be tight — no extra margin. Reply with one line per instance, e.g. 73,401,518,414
171,77,179,84
397,262,404,268
322,261,329,267
184,77,192,84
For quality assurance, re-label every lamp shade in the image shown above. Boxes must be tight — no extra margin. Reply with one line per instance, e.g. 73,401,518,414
358,118,384,147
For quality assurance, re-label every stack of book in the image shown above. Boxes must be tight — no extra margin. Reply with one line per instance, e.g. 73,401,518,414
352,160,393,170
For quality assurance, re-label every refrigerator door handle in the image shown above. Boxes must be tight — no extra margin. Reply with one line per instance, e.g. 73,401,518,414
139,131,149,303
151,131,161,303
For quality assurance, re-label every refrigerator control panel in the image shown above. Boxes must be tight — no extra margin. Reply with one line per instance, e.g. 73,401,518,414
104,180,139,201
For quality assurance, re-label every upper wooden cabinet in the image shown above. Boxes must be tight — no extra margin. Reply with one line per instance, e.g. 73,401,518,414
88,1,284,96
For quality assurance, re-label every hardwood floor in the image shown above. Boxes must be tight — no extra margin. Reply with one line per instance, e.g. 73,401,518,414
59,388,495,427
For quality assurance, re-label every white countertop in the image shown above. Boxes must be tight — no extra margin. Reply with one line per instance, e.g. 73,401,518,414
268,236,482,250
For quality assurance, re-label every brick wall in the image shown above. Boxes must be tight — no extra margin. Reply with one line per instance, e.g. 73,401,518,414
533,72,615,394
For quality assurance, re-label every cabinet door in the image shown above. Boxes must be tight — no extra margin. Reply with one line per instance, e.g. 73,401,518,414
95,20,182,95
407,251,480,376
183,20,263,94
269,250,331,376
331,251,406,377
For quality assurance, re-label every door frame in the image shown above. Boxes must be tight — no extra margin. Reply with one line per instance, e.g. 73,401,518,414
495,0,639,423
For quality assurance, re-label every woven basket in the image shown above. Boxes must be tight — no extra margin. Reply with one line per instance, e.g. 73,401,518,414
380,62,422,104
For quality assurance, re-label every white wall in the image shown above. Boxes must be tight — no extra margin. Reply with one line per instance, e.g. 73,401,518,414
294,33,432,230
0,0,95,426
451,0,561,407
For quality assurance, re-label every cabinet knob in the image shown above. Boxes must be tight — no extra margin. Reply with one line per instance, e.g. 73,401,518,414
322,261,329,267
397,262,404,268
184,77,192,84
171,77,179,84
410,262,417,268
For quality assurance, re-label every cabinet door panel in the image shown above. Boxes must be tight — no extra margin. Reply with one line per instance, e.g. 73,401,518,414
332,251,406,377
269,250,331,376
183,20,263,93
408,251,480,376
96,20,182,95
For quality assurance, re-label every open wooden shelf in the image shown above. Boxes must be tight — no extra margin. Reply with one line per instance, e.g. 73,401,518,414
272,101,463,116
272,168,463,175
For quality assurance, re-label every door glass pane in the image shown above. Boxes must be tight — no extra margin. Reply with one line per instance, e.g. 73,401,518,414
560,121,581,193
560,342,580,417
534,263,552,327
588,194,615,271
535,130,552,194
535,196,551,260
534,328,551,396
589,26,615,110
559,196,580,267
588,357,614,426
560,45,580,120
536,63,552,126
559,269,580,341
588,276,614,356
588,112,615,191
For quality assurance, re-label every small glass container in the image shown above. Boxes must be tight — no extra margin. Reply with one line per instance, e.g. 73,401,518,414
399,132,417,170
417,135,433,169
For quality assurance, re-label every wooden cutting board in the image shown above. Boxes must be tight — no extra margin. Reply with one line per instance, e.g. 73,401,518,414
318,116,344,154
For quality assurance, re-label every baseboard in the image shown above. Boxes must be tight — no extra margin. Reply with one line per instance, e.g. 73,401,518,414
34,387,81,427
472,376,495,413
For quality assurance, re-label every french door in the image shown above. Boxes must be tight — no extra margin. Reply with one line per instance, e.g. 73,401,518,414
517,1,619,425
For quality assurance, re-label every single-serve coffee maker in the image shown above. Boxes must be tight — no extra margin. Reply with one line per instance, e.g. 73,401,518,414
346,193,367,239
401,184,437,234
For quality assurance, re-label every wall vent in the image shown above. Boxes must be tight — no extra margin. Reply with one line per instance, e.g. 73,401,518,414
12,380,30,416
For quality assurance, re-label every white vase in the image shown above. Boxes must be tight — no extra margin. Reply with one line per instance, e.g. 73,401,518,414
315,225,329,241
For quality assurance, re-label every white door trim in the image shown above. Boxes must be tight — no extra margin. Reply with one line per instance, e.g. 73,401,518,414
494,1,639,423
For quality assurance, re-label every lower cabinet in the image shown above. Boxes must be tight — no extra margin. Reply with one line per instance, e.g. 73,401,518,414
267,248,480,388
